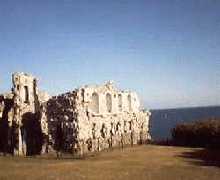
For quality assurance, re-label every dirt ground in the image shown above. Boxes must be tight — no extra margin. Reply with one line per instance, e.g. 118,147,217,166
0,145,220,180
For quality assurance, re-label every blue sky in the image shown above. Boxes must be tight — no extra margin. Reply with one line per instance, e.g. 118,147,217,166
0,0,219,109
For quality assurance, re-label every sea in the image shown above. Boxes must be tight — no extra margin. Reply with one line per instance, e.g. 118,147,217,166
150,106,220,141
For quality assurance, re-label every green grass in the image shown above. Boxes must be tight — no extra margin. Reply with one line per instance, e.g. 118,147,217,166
0,145,220,180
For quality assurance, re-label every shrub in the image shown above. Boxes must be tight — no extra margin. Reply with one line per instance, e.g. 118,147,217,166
171,118,220,148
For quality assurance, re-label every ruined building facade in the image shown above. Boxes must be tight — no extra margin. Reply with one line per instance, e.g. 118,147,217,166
0,73,151,156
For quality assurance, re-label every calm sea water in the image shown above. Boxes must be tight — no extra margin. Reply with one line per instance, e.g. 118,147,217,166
150,106,220,140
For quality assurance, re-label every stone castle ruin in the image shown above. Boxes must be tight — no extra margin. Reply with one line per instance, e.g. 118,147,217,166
0,72,151,156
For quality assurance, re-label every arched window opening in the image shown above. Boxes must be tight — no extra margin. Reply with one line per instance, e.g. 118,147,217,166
128,94,132,111
101,123,107,138
92,123,96,139
118,94,122,112
24,86,29,103
116,122,121,131
90,92,99,113
106,93,112,113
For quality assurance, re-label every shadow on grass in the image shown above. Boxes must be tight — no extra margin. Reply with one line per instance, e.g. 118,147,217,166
179,148,220,168
24,150,104,161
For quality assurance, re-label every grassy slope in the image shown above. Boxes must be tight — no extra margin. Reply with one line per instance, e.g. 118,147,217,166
0,145,220,180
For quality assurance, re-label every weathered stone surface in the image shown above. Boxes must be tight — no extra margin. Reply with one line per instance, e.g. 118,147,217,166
0,72,49,155
45,81,151,155
0,73,151,156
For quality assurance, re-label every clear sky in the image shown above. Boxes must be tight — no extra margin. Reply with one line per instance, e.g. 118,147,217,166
0,0,219,109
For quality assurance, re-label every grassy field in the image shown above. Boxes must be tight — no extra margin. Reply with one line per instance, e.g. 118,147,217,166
0,145,220,180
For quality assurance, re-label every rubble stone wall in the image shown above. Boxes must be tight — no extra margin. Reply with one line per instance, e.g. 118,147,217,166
0,73,49,156
45,91,78,153
45,81,151,155
0,73,151,156
0,97,4,119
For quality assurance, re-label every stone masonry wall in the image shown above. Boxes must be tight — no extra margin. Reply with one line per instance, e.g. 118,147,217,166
0,72,151,156
0,72,50,156
45,81,151,156
46,91,78,153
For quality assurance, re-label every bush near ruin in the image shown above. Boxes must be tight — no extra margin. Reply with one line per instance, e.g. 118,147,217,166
172,118,220,148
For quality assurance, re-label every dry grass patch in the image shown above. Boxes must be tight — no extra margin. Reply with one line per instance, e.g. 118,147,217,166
0,145,220,180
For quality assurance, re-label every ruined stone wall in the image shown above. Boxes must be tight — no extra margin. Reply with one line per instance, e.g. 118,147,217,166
0,97,4,119
0,72,151,156
75,82,151,155
0,72,50,156
45,81,151,155
0,94,13,154
12,72,39,117
11,73,40,155
45,91,78,153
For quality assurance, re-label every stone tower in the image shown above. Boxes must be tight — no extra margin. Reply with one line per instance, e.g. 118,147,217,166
12,72,40,155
